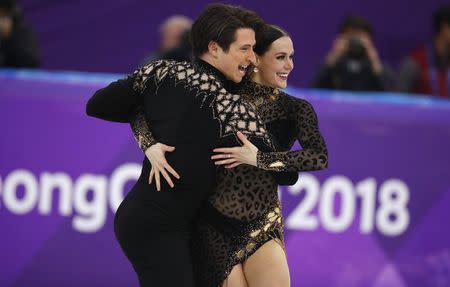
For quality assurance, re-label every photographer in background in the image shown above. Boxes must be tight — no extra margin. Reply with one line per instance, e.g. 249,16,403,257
397,6,450,98
0,0,39,68
313,16,394,91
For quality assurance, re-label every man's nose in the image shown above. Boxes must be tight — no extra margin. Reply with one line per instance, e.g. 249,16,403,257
247,50,256,64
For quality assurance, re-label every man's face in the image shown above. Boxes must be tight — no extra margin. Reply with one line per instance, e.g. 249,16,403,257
214,28,256,83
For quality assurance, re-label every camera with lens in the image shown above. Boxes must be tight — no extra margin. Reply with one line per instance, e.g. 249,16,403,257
347,37,367,59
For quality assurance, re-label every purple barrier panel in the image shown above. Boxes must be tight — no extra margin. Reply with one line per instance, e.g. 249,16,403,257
1,72,141,287
1,71,450,287
283,89,450,286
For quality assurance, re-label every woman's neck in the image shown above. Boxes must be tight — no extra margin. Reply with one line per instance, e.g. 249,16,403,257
251,73,273,88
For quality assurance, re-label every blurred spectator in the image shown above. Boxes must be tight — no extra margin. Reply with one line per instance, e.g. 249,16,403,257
397,6,450,98
313,16,395,91
0,0,39,68
143,15,192,64
158,29,192,62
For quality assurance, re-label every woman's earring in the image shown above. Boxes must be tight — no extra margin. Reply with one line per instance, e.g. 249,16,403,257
253,57,260,73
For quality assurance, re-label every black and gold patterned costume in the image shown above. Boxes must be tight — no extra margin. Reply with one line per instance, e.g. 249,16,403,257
86,59,293,286
130,73,328,286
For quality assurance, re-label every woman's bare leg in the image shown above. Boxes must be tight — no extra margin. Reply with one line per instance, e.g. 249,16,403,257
222,264,248,287
243,240,290,287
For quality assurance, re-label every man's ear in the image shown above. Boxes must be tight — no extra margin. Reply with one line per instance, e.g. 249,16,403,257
208,41,219,58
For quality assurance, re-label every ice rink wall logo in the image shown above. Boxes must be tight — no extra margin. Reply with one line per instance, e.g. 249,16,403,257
0,165,411,237
0,163,141,233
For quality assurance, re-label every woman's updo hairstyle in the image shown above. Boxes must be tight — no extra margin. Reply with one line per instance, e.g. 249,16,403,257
253,24,289,56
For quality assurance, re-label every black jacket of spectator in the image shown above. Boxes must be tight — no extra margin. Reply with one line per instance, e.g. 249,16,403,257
313,57,395,91
0,14,39,68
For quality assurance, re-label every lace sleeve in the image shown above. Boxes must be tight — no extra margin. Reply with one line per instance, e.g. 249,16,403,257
257,98,328,172
130,108,158,151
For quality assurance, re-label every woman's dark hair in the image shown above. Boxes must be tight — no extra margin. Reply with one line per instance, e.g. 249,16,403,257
190,3,265,58
254,24,289,56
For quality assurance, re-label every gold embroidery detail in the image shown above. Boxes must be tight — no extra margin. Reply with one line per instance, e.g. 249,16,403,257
269,161,285,168
250,230,261,238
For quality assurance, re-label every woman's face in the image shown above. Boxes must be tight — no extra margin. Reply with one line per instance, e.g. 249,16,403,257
254,36,294,89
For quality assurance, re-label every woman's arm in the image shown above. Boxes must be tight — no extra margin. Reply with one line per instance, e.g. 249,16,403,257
212,98,328,173
130,108,158,150
256,98,328,172
129,108,180,191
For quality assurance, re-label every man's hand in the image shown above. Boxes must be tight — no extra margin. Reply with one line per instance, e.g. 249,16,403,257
211,132,258,169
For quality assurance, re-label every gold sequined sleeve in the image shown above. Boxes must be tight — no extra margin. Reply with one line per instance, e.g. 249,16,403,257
130,108,158,151
256,98,328,172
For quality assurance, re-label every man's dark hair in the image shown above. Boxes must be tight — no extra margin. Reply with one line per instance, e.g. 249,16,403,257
254,25,289,56
433,5,450,35
338,16,373,37
190,3,265,58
